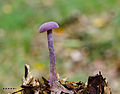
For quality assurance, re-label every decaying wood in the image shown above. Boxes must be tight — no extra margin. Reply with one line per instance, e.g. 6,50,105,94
12,64,111,94
51,81,74,94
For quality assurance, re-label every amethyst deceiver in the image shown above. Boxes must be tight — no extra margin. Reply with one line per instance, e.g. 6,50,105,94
39,22,59,86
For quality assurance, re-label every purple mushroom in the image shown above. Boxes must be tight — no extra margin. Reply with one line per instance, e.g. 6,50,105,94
39,22,59,86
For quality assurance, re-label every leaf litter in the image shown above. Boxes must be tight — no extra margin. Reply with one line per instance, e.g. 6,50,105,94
12,64,111,94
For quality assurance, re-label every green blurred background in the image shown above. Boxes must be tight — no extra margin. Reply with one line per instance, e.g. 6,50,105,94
0,0,120,93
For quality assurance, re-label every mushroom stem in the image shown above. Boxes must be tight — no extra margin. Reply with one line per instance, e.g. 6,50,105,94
47,30,57,86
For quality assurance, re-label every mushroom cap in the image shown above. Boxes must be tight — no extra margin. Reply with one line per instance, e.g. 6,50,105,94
39,22,59,33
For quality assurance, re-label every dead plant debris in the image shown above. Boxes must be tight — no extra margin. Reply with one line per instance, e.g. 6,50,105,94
12,64,111,94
